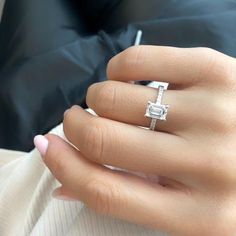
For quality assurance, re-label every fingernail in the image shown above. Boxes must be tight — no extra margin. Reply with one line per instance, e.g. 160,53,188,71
34,135,49,156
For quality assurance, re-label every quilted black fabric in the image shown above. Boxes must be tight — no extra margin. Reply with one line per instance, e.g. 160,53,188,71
1,0,236,151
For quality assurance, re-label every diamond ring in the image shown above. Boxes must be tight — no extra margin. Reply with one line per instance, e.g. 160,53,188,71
145,82,169,131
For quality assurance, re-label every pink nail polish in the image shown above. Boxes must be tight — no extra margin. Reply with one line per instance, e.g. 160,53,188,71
34,135,49,156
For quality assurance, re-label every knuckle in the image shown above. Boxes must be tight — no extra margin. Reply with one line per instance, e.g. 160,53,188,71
85,179,120,215
92,81,117,115
216,59,235,88
86,83,97,106
63,105,79,135
122,46,146,71
198,48,235,87
63,105,78,125
82,119,106,163
63,109,71,126
208,99,235,133
222,61,235,87
199,47,217,56
197,48,220,82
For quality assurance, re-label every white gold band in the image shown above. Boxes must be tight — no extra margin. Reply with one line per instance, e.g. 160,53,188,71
145,82,169,131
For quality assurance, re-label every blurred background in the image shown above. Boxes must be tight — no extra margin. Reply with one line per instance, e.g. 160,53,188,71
1,0,236,152
0,1,4,19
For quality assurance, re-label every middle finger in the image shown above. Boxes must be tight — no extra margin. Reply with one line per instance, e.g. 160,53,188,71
63,105,194,181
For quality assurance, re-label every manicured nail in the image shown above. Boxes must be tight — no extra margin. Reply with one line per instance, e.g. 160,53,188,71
34,135,49,156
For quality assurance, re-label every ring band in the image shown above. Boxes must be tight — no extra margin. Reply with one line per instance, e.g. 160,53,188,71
145,82,169,131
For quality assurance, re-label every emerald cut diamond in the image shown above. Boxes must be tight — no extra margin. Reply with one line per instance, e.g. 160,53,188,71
145,102,169,121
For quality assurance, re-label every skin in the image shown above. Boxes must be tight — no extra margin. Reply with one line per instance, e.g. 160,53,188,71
42,46,236,236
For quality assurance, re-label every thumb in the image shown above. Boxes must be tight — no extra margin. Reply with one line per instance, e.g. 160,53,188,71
33,134,86,201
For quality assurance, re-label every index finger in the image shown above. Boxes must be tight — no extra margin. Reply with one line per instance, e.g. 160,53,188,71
42,134,189,235
107,46,230,85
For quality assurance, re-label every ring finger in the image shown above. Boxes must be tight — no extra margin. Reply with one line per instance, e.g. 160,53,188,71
86,80,199,134
62,106,201,185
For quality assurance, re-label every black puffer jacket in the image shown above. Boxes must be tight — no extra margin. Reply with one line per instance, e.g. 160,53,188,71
0,0,236,151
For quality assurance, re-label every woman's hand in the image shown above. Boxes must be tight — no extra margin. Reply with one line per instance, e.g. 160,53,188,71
35,46,236,236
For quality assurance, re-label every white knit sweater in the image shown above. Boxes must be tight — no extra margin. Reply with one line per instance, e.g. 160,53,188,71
0,124,167,236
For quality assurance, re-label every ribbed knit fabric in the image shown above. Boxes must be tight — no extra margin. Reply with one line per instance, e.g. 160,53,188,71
0,123,167,236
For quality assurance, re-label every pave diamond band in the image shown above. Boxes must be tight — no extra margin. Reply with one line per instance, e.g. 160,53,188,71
145,82,169,131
